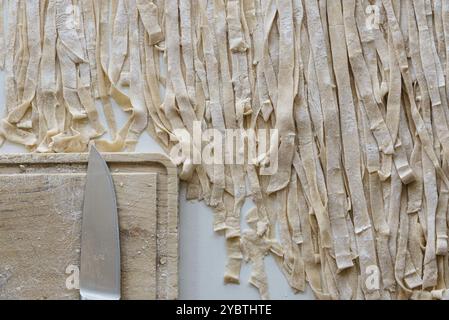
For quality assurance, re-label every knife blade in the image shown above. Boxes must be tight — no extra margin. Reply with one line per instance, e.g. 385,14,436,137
80,146,121,300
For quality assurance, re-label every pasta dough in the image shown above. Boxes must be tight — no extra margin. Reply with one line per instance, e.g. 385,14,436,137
2,0,449,300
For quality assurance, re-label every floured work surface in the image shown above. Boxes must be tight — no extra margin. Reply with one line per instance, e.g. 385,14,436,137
0,153,178,300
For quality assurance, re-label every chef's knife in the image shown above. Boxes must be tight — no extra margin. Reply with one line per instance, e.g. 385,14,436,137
80,146,121,300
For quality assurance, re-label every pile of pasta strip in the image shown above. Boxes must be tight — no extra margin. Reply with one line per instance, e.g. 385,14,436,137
3,0,449,300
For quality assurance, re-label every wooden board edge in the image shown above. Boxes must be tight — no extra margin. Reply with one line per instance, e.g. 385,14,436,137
0,153,176,169
166,170,179,299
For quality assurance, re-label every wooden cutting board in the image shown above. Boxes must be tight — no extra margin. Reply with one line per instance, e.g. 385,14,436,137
0,153,178,300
